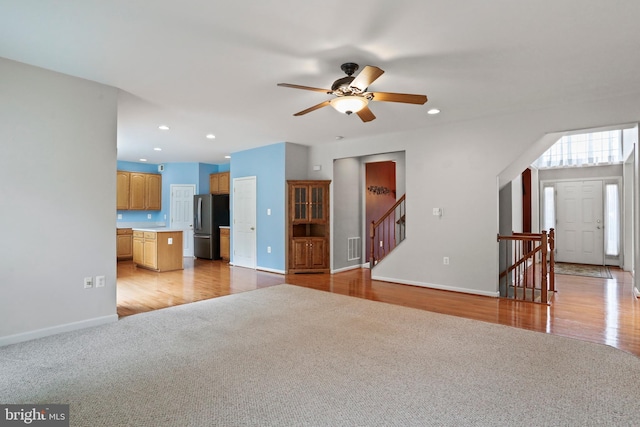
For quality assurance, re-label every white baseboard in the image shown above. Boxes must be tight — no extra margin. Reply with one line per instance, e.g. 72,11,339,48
332,263,368,274
371,275,500,298
0,314,118,347
634,287,640,298
256,266,285,275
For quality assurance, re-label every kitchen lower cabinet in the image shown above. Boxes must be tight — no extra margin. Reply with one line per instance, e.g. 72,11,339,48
117,228,133,260
132,229,183,272
220,227,230,261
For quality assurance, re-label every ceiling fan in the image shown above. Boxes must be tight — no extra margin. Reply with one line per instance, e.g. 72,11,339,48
277,62,428,122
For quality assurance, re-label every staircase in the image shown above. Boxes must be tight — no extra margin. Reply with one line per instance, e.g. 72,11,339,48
369,194,406,266
497,229,555,304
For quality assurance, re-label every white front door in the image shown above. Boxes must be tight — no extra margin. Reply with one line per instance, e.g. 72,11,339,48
232,177,256,269
555,180,604,265
170,184,196,257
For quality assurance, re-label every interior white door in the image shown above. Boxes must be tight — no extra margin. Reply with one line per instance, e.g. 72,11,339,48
555,180,604,265
170,184,196,257
232,176,256,269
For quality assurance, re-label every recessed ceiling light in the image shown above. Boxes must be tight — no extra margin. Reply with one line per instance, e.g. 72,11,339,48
224,155,231,159
206,134,216,139
139,158,147,162
335,136,344,140
154,147,162,151
158,125,170,130
427,108,441,115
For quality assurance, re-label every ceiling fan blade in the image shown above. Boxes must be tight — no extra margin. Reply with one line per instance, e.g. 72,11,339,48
370,92,428,104
277,83,331,94
356,105,376,122
349,66,384,92
293,100,331,116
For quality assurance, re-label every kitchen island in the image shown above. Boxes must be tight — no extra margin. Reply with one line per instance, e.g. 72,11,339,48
132,228,183,272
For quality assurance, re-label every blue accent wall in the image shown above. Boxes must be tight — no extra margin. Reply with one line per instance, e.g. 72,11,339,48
199,163,219,194
231,143,286,272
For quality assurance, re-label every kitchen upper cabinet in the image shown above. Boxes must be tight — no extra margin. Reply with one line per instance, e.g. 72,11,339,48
287,180,331,273
118,171,162,211
145,174,162,210
210,172,230,194
116,171,130,210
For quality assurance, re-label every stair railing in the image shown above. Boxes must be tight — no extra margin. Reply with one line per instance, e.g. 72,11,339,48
370,194,406,267
497,229,555,304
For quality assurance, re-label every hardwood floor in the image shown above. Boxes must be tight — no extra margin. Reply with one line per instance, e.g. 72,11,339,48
117,259,640,356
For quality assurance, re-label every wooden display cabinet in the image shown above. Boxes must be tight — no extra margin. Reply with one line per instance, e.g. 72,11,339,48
287,180,330,273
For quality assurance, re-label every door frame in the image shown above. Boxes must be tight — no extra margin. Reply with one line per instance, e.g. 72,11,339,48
540,177,623,266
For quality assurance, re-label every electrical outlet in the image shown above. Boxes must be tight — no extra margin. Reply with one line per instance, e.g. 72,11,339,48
443,257,450,265
84,277,93,289
96,275,106,288
267,246,271,253
379,240,383,247
147,214,152,219
168,238,173,245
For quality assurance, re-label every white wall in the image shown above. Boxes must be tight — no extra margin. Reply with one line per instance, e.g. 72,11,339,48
308,92,640,296
0,58,118,345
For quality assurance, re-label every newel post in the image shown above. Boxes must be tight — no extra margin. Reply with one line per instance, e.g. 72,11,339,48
370,221,376,267
541,230,548,304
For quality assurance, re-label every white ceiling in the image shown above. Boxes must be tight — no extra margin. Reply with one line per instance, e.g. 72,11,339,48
2,1,640,164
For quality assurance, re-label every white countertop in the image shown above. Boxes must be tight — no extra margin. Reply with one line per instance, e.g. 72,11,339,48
132,227,183,233
219,226,230,229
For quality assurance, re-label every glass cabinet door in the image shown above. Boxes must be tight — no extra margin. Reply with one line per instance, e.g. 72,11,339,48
293,185,308,221
309,185,324,221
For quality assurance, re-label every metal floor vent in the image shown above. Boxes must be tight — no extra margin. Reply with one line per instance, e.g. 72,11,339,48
348,237,361,261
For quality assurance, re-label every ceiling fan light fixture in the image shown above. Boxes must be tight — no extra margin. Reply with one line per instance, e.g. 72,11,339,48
330,96,368,115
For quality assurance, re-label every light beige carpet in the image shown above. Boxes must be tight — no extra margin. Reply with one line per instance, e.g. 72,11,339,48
1,284,639,426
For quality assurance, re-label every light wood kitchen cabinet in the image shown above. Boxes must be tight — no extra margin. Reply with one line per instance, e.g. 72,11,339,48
117,228,133,260
117,171,162,211
132,229,183,272
219,227,230,261
209,172,230,194
287,180,331,273
117,171,131,210
145,174,162,210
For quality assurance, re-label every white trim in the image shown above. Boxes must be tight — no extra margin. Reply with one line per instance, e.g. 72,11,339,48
0,314,118,347
371,275,500,298
256,266,285,275
332,264,368,274
634,286,640,298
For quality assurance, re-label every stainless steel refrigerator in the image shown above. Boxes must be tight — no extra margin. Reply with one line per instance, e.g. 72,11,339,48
193,194,230,260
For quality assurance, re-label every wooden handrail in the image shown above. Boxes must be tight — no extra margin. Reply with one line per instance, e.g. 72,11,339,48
370,194,406,267
497,229,555,304
372,194,406,229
